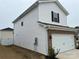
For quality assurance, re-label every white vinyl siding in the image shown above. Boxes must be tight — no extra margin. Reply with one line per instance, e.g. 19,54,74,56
39,3,67,26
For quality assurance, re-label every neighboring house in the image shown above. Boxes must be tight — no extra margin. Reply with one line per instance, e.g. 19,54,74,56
0,27,14,45
13,0,76,58
75,27,79,48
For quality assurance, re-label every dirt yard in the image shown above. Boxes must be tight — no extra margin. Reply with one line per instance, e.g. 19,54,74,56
0,45,27,59
1,45,79,59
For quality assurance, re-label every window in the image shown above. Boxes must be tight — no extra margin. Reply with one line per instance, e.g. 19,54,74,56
21,22,23,26
51,11,59,23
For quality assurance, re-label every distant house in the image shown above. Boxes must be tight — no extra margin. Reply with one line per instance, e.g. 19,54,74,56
13,0,76,59
0,27,14,45
75,27,79,48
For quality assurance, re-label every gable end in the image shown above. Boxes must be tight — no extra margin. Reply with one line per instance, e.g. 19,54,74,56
13,0,69,23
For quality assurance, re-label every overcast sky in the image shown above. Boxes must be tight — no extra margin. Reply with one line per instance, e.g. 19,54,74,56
0,0,79,29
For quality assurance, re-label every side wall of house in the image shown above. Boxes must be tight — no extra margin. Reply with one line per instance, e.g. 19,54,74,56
0,31,1,43
39,2,67,26
14,7,48,55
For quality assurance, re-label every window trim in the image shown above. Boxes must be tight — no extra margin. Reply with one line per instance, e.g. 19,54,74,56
51,11,60,23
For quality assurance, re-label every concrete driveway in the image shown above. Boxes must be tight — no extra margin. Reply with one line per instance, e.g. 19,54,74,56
57,49,79,59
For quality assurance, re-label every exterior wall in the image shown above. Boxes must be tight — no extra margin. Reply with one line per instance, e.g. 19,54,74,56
1,31,13,39
14,7,48,55
0,30,14,45
13,45,46,59
0,31,1,43
38,2,67,26
75,29,79,48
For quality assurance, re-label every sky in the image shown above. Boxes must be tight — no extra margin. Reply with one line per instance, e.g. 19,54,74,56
0,0,79,29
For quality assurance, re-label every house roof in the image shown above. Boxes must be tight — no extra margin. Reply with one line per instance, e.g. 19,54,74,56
0,27,14,31
75,26,79,29
38,21,76,32
13,0,69,23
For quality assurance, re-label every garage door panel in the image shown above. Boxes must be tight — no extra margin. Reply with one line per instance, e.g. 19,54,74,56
52,34,75,53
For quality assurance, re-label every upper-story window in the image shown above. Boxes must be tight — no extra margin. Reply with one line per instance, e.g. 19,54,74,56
51,11,59,23
21,22,24,26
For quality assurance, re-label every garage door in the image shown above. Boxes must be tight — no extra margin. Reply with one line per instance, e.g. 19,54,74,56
52,34,75,53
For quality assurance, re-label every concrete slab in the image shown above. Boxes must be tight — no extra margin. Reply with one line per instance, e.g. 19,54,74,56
57,49,79,59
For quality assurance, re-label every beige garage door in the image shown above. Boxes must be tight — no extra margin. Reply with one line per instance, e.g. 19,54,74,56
52,34,75,53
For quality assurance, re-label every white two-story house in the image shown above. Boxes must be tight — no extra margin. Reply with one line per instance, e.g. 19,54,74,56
13,0,76,58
